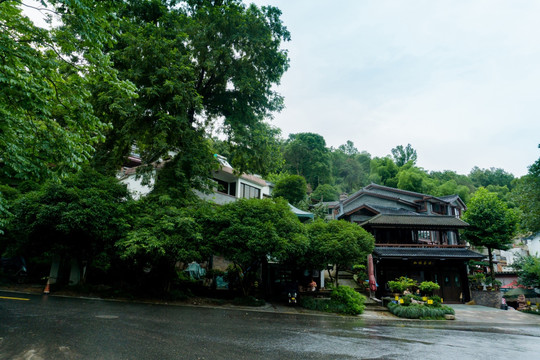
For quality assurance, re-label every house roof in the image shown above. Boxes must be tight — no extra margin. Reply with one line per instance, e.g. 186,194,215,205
359,214,469,228
219,166,267,187
373,247,484,259
288,203,314,219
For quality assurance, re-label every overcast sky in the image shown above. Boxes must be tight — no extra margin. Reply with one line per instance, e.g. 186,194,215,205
248,0,540,177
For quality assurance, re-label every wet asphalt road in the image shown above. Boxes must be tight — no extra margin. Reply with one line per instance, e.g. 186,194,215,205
1,291,540,360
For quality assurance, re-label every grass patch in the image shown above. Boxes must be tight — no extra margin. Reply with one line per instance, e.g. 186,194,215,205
520,309,540,316
387,302,455,319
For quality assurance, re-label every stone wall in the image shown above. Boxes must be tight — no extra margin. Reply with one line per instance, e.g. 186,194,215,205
470,290,502,308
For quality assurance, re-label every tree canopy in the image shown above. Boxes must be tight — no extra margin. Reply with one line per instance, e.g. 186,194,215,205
463,187,518,281
305,219,374,286
511,146,540,233
94,0,290,194
272,174,307,205
3,169,130,282
391,144,417,167
282,132,331,187
211,198,308,295
0,0,134,181
513,255,540,289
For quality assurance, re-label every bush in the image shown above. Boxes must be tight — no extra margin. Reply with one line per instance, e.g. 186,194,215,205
387,302,455,319
418,281,440,294
299,286,366,315
387,276,417,293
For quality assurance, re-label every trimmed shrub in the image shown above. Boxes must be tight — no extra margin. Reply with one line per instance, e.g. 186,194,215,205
418,281,440,294
387,276,417,293
300,286,366,315
387,302,455,320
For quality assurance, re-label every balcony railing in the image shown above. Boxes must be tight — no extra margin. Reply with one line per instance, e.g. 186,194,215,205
375,243,467,248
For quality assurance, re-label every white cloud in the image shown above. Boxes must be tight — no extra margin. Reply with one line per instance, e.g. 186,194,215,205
250,0,540,176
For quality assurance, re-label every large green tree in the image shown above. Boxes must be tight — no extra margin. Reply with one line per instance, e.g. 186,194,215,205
0,0,133,181
3,169,130,282
272,174,307,205
468,166,515,190
305,220,374,286
369,156,399,187
513,255,540,289
282,133,331,188
391,144,417,167
330,142,371,194
211,198,308,295
95,0,290,194
463,187,518,282
116,196,212,292
511,146,540,233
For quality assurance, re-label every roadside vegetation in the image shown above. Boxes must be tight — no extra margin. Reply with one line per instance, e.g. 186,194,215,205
384,277,455,320
1,1,539,310
299,286,366,315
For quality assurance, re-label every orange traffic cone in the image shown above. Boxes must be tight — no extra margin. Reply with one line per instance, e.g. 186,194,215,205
43,279,50,294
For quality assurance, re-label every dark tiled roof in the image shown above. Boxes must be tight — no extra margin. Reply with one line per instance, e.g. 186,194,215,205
368,205,419,216
360,214,469,228
374,247,485,259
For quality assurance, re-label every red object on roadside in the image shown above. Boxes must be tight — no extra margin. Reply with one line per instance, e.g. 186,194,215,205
368,254,377,292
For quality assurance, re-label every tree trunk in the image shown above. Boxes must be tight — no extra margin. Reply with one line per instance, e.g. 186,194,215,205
487,247,495,284
335,267,340,287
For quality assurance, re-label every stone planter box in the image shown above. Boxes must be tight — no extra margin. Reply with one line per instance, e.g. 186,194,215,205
470,290,502,308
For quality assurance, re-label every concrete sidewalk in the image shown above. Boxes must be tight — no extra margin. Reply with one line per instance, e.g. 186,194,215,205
447,304,540,325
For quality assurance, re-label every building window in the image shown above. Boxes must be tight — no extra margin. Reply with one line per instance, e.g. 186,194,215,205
214,178,236,196
418,231,431,242
241,183,261,199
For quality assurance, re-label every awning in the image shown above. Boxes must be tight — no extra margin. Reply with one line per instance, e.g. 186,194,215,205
373,247,484,260
289,203,314,220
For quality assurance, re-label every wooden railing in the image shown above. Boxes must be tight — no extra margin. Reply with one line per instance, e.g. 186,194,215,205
375,244,467,248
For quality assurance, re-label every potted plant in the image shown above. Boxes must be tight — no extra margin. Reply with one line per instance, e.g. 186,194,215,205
418,281,440,296
387,276,417,294
468,272,486,290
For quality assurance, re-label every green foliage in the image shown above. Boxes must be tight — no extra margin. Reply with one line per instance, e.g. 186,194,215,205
391,144,418,167
282,133,332,187
511,147,540,233
463,187,518,280
310,184,339,202
387,302,454,319
300,286,366,315
369,157,399,188
117,197,209,268
272,175,307,205
0,0,134,181
418,281,440,294
2,169,130,280
396,166,428,193
513,255,540,288
97,0,290,191
330,285,366,315
211,198,308,295
468,272,487,288
304,219,374,285
387,277,417,293
469,167,515,190
330,143,371,193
